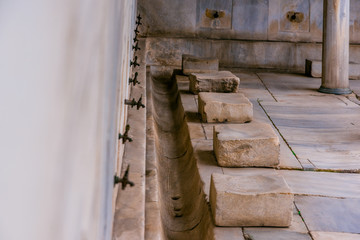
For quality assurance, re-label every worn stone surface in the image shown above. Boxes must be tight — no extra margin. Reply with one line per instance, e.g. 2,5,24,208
213,122,280,167
189,71,240,94
244,205,311,239
182,54,219,75
193,139,223,197
210,173,293,227
295,196,360,234
198,92,253,123
306,59,360,80
278,170,360,199
214,227,244,240
311,231,360,240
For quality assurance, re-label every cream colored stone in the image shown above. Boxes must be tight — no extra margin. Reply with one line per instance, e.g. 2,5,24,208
189,71,240,94
213,122,280,167
210,173,293,227
198,92,253,123
182,54,219,75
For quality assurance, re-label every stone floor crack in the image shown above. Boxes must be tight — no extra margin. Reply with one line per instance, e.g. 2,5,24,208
255,73,278,102
257,99,304,169
294,203,315,240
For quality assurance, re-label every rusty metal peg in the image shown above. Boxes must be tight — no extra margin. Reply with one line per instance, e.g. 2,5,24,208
114,165,135,190
118,124,132,143
132,41,141,51
129,72,140,86
130,56,140,68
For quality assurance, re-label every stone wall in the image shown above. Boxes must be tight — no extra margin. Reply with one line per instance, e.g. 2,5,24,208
139,0,360,72
0,0,136,239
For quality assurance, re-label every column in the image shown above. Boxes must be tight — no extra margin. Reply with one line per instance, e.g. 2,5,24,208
319,0,352,95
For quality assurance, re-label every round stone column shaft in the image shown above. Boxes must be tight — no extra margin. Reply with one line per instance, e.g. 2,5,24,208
319,0,351,94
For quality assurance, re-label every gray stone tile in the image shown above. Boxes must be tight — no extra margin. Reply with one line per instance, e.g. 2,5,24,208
311,231,360,240
260,96,360,171
187,122,206,140
214,227,244,240
278,170,360,199
295,196,360,234
193,139,223,198
244,230,311,240
244,207,311,240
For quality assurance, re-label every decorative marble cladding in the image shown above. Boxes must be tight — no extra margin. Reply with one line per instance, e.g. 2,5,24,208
138,0,360,43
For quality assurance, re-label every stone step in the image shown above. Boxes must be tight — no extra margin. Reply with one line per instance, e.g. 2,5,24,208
182,54,219,75
189,71,240,94
210,173,293,227
198,92,253,123
213,122,280,167
305,59,360,80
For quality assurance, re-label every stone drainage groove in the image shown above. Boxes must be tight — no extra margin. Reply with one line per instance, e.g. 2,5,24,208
150,67,213,240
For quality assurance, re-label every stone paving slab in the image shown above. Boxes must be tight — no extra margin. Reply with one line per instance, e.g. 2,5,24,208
278,170,360,199
311,231,360,240
193,139,223,197
244,205,309,239
295,196,360,234
260,97,360,171
214,227,244,240
256,72,322,100
244,229,312,240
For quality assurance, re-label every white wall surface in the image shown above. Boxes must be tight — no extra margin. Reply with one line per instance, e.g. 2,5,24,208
0,0,135,239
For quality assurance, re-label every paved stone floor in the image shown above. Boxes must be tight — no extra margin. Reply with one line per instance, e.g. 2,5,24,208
178,71,360,240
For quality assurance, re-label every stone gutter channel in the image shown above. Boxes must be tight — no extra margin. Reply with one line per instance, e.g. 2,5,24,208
149,66,214,240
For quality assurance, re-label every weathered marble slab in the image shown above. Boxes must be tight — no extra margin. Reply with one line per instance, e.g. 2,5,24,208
198,92,253,123
210,173,293,227
278,170,360,199
214,227,244,240
295,196,360,234
311,231,360,240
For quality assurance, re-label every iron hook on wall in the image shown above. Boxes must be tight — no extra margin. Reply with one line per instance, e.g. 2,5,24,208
124,95,145,110
129,72,140,86
130,56,140,68
114,165,135,189
132,42,141,51
118,124,133,143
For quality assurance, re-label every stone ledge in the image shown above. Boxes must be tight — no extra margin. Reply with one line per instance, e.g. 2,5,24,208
210,173,293,227
305,59,360,80
198,92,253,123
182,54,219,75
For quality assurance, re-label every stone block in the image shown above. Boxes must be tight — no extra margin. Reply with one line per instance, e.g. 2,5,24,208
210,173,293,227
305,59,360,80
198,92,253,123
182,54,219,75
189,71,240,94
213,122,280,167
